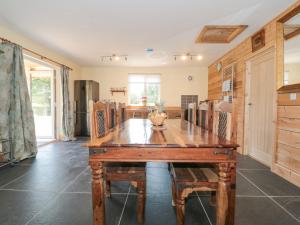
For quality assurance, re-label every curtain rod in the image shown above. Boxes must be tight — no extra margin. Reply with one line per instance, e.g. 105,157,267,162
0,37,73,71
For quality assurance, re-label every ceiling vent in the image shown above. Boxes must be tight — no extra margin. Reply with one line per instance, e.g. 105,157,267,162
196,25,248,44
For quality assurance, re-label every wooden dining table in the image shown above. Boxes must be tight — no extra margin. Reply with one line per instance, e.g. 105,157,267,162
87,119,239,225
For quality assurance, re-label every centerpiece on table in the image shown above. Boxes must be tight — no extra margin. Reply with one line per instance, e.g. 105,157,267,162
141,96,147,106
148,101,167,130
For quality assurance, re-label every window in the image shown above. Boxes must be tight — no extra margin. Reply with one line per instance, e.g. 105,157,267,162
284,71,289,85
128,74,160,106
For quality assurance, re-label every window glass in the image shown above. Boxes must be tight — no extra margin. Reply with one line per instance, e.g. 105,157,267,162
128,74,160,106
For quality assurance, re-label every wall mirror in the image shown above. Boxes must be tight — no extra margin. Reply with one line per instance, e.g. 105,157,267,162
282,9,300,86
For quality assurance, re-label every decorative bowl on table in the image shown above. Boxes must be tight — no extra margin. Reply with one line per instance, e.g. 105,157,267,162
148,111,167,128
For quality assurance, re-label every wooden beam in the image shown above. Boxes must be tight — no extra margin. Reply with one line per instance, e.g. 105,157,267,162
284,27,300,40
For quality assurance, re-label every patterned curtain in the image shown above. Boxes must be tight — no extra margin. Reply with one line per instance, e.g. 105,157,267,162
0,42,37,161
61,66,75,141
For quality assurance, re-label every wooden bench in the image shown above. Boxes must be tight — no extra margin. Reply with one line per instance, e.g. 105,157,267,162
91,101,146,224
171,100,234,225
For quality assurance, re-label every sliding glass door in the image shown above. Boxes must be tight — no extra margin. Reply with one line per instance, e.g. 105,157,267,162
30,71,55,139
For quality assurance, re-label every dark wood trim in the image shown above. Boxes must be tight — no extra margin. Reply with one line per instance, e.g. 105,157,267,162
277,83,300,94
251,29,266,52
278,5,300,23
284,27,300,40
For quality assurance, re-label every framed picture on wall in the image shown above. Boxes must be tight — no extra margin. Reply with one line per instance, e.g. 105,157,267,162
251,29,265,52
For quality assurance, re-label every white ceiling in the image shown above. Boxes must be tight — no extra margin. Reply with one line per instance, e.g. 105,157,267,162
0,0,297,67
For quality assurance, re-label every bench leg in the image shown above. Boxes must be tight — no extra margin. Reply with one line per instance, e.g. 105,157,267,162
171,179,177,207
105,180,111,198
137,181,146,224
210,191,216,206
216,163,231,225
176,195,185,225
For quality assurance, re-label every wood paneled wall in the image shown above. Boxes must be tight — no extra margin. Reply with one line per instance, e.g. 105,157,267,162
274,85,300,186
208,21,277,153
208,1,300,186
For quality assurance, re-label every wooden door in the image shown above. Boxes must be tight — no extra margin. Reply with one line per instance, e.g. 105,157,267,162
245,49,276,166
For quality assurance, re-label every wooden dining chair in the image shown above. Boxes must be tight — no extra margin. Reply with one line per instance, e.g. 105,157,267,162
107,102,117,131
170,100,234,225
198,101,213,130
117,103,127,124
187,103,197,126
90,101,109,140
100,102,146,224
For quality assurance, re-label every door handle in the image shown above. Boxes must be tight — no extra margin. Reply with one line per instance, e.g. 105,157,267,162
248,103,252,106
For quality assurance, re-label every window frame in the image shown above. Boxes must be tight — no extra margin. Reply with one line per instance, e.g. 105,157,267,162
128,73,161,106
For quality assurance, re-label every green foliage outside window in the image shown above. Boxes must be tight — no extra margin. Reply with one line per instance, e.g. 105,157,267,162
31,77,51,116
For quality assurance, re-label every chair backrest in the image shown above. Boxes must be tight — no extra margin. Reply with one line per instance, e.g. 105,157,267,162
108,102,117,130
90,101,109,140
118,103,127,124
187,103,197,125
212,100,234,141
198,101,213,131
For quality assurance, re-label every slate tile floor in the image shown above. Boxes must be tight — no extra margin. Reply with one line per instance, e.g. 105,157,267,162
0,141,300,225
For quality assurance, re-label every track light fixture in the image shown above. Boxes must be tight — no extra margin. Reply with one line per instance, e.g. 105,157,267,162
173,53,203,61
100,54,128,62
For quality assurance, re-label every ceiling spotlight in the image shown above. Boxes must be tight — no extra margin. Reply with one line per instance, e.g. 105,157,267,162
197,55,203,60
173,53,202,62
181,55,187,61
100,54,128,63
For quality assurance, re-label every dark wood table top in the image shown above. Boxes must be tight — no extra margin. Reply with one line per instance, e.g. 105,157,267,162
87,119,239,149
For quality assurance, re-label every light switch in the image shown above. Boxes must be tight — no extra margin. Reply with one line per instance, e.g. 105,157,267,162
290,93,297,101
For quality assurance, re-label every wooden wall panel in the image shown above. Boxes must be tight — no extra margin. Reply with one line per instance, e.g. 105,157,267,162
278,93,300,105
208,1,300,186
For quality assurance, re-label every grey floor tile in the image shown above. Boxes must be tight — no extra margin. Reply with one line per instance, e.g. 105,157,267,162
1,141,300,225
273,197,300,221
0,190,56,225
235,197,300,225
237,154,269,170
239,170,300,196
185,196,212,225
196,196,216,225
4,166,87,192
236,173,264,196
27,193,125,225
120,194,177,225
146,166,171,195
0,166,32,187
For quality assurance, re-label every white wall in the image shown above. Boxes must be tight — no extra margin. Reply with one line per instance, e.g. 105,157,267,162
80,66,208,106
0,22,81,139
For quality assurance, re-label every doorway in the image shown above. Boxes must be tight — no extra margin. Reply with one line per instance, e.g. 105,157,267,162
244,48,276,167
24,57,56,145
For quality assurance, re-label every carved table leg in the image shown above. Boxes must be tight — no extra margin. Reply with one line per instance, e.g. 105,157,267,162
228,163,236,225
137,181,146,224
210,191,216,206
216,163,231,225
176,192,185,225
105,180,111,198
171,179,177,207
91,162,105,225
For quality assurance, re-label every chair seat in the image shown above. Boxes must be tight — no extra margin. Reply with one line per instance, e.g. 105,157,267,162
104,162,146,181
170,163,218,184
